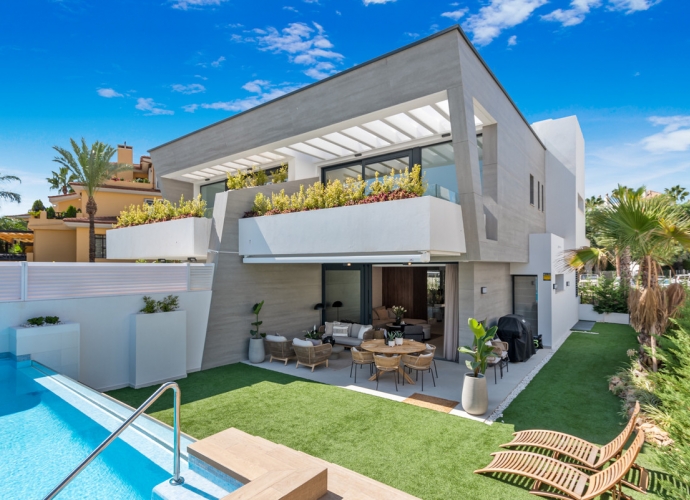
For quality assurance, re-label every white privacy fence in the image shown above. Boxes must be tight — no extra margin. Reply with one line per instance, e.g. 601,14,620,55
0,262,214,302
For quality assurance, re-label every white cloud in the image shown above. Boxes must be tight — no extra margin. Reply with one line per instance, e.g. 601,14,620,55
135,98,174,116
507,34,518,45
641,116,690,153
194,74,208,80
542,0,601,26
211,56,225,68
464,0,548,46
182,104,199,113
200,81,303,113
441,8,468,21
363,0,396,4
405,32,421,39
237,22,343,80
608,0,661,14
97,88,123,98
283,6,299,12
170,0,227,10
172,83,206,94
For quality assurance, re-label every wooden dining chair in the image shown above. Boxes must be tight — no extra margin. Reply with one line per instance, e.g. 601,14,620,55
374,354,401,392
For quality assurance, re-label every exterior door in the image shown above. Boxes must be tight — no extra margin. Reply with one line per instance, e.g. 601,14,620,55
322,264,372,324
513,276,538,335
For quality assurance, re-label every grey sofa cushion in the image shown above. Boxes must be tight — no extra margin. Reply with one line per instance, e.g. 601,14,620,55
333,336,362,347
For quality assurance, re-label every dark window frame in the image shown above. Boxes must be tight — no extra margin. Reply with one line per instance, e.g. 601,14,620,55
95,234,106,259
529,174,535,206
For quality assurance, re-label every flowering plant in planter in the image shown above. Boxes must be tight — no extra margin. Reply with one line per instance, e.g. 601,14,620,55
391,305,406,323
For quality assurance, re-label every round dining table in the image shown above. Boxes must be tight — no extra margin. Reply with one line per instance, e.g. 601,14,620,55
360,339,427,385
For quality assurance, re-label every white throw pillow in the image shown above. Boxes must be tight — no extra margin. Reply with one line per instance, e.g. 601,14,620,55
293,338,313,347
333,325,349,337
265,334,288,342
358,325,372,339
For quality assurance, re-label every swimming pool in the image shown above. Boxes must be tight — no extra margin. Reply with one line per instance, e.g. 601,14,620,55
0,358,241,499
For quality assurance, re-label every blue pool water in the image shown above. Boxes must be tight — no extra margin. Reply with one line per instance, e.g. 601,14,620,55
0,359,172,499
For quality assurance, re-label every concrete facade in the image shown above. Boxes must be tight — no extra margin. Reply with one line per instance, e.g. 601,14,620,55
147,26,586,367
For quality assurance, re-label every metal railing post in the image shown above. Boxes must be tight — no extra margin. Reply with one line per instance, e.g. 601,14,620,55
43,382,184,500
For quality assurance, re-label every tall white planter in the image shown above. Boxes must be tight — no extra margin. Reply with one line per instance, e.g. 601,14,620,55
130,310,187,389
462,373,488,416
248,338,265,364
9,322,80,380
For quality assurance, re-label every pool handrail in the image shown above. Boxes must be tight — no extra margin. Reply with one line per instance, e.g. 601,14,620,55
43,381,184,500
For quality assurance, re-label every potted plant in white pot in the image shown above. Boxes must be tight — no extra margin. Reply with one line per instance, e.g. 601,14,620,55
458,318,497,415
248,300,267,363
303,327,322,346
394,330,404,345
386,330,396,347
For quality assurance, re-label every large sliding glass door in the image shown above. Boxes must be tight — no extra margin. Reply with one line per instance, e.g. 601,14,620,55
322,264,371,324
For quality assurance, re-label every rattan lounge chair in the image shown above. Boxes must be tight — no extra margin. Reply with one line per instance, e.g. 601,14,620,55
266,339,296,365
476,430,645,500
500,401,646,492
294,343,332,372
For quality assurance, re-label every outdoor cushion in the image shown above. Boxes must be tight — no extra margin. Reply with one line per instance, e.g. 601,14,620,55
357,324,373,339
332,336,362,347
265,334,288,342
387,308,397,319
333,325,349,336
373,307,387,320
293,338,313,347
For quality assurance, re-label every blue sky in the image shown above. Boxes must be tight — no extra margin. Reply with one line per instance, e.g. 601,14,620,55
1,0,688,214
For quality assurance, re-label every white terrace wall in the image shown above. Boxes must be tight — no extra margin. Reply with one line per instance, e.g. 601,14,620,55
0,263,213,391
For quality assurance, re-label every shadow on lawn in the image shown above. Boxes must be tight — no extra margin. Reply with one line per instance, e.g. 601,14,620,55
107,363,318,413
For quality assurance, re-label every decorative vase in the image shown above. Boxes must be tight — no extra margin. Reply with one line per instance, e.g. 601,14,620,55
462,373,488,415
387,340,395,347
308,338,321,346
394,317,402,326
248,338,265,363
395,337,403,345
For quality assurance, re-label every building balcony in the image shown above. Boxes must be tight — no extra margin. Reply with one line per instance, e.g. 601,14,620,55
106,217,212,261
238,196,466,264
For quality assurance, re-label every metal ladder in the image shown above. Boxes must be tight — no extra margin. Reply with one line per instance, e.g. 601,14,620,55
43,381,185,500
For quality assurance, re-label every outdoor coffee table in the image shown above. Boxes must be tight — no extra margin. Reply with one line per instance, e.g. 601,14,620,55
329,345,345,360
360,339,427,385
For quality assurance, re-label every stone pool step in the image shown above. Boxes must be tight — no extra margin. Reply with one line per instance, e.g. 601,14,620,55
188,428,419,500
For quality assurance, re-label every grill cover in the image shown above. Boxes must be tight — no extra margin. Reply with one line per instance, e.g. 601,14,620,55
496,314,536,363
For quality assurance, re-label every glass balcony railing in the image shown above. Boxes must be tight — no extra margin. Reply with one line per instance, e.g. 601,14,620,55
424,183,459,204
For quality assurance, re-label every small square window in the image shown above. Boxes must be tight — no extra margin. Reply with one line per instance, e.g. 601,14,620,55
143,198,154,206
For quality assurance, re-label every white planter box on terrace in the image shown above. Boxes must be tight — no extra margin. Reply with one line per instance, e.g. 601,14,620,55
107,217,212,261
578,304,630,325
9,322,80,380
238,196,466,261
129,310,187,389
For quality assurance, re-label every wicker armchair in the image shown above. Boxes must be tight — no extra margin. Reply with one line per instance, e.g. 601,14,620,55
374,354,401,391
350,347,375,383
294,343,332,372
266,340,296,365
402,353,435,391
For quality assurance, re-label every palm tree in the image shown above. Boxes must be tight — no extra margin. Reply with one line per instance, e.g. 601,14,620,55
566,188,690,371
52,139,130,262
665,184,689,203
585,195,604,210
0,172,21,207
46,166,78,195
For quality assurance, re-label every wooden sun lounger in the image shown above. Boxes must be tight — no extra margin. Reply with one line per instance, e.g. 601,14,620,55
476,430,645,500
500,401,647,492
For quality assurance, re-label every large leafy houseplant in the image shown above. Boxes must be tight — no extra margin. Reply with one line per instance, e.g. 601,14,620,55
250,300,266,339
458,318,497,377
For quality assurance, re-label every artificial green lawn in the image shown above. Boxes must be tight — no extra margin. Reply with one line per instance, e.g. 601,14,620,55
108,324,671,500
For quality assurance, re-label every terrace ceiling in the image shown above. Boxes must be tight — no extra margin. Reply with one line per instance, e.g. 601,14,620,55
165,91,484,184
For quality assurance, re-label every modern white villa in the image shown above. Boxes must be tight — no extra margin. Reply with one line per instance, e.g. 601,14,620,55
108,26,587,371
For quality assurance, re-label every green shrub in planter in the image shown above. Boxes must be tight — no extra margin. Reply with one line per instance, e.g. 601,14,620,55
63,205,77,218
27,317,45,326
46,207,56,219
45,316,60,324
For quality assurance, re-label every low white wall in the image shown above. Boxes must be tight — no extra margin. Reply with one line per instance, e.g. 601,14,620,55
0,290,211,391
578,304,630,325
238,196,466,258
107,217,212,261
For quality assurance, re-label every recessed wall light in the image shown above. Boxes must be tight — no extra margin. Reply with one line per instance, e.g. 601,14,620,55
480,287,488,294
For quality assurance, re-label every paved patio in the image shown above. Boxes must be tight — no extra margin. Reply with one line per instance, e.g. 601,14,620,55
248,345,553,423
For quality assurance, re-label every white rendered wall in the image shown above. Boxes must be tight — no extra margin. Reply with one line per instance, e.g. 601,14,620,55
239,197,466,258
532,116,588,250
0,290,211,391
511,233,578,349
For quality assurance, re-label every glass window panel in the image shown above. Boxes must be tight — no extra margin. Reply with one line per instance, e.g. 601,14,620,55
200,181,226,218
421,143,459,204
324,269,361,323
324,165,362,185
364,156,409,190
477,134,484,191
95,234,106,259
